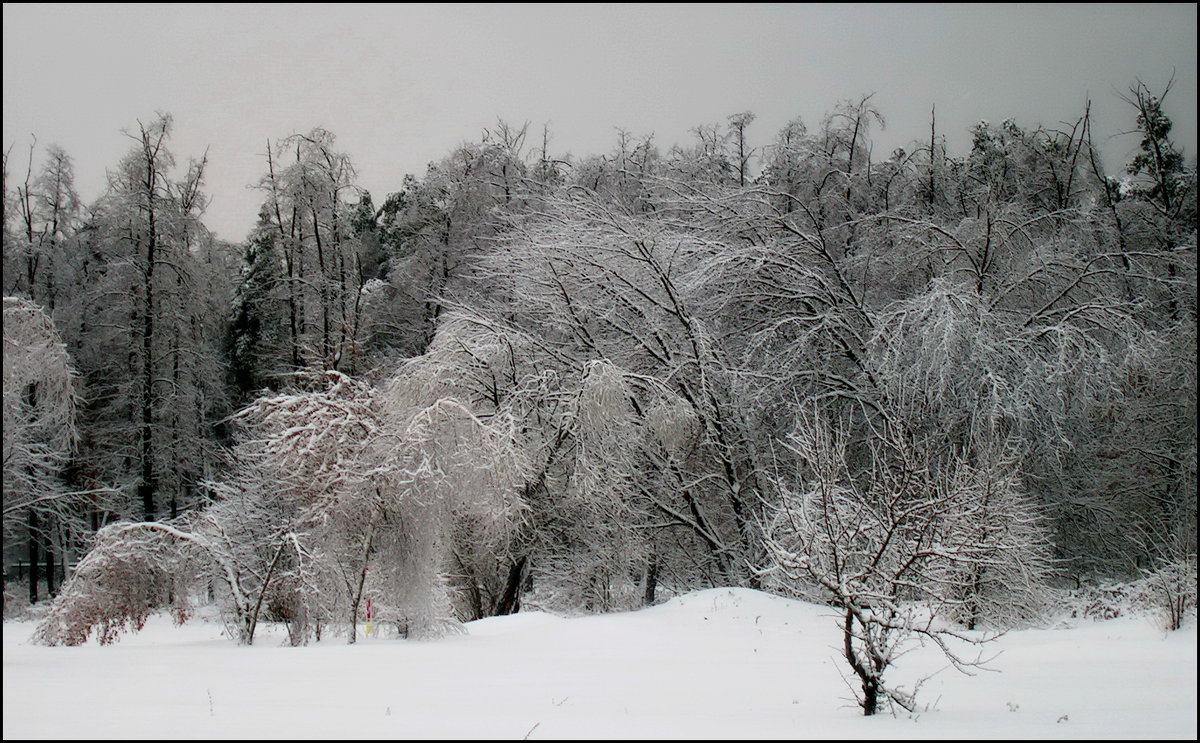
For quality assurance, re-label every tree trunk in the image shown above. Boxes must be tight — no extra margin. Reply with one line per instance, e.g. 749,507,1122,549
348,519,375,644
451,549,484,621
928,105,937,214
843,607,880,715
311,204,331,369
643,552,659,606
43,524,55,597
247,539,287,645
494,555,528,616
27,511,41,604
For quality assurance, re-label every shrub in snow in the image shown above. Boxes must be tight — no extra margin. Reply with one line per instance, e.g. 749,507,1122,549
1143,558,1197,631
1062,558,1197,630
33,520,201,645
3,581,36,620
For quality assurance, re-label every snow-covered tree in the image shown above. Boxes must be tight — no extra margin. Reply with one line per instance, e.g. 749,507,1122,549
59,114,232,523
3,296,82,603
36,365,528,645
3,297,78,520
472,189,767,589
3,141,83,307
763,405,1052,715
228,206,289,398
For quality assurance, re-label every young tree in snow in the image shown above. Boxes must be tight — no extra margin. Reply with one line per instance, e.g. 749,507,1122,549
762,405,1052,715
367,383,527,636
34,371,381,646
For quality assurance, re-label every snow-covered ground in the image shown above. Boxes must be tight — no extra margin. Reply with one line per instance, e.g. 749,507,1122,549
3,588,1195,740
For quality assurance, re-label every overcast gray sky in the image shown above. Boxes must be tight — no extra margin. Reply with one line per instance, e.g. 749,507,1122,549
4,3,1196,241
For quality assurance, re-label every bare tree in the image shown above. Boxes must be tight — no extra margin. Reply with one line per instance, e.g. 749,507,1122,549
763,405,1051,715
727,111,756,187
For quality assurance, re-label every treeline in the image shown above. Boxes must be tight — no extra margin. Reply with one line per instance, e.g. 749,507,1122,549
4,87,1196,670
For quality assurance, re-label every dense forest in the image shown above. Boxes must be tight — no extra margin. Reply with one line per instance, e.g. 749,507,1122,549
4,84,1195,712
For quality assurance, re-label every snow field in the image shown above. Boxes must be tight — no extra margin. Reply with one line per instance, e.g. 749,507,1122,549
3,588,1195,739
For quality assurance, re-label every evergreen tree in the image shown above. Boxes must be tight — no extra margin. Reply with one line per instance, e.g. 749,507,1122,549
229,206,288,399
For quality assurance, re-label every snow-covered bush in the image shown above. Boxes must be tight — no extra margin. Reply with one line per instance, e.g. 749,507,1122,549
3,581,37,620
33,520,204,646
1143,558,1197,631
1060,558,1197,630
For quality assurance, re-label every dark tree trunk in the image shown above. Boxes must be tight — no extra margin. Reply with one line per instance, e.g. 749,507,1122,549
43,525,55,597
451,549,484,621
348,519,375,644
844,607,880,715
643,553,659,606
27,511,40,604
928,105,937,214
494,555,528,616
862,679,879,716
311,204,331,369
141,197,158,522
247,539,287,645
